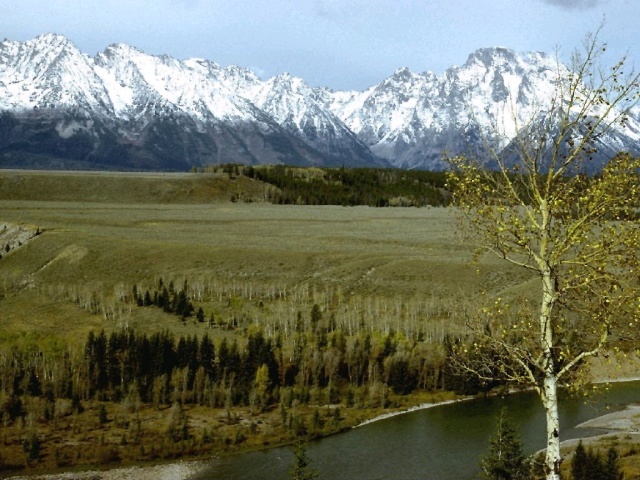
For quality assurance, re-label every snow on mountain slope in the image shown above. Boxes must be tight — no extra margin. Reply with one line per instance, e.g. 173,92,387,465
0,34,333,169
0,34,638,171
322,48,567,168
246,73,385,166
0,34,112,114
93,43,275,128
323,47,640,169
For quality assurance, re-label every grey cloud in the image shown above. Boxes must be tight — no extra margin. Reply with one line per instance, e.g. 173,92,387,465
538,0,604,9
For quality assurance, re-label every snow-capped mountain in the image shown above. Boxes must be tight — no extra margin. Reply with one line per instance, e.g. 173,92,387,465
323,47,640,169
1,34,639,171
0,34,339,170
247,73,385,167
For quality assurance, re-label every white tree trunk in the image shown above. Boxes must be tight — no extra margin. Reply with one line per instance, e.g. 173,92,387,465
540,275,561,479
542,373,562,480
538,202,562,480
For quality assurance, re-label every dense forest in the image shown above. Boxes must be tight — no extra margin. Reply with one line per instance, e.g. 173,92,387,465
2,283,485,417
204,164,450,206
0,276,489,471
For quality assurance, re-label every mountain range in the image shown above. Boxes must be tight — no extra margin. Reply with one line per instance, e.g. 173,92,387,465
1,33,639,171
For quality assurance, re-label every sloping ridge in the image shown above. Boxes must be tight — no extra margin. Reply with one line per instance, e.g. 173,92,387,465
0,170,270,204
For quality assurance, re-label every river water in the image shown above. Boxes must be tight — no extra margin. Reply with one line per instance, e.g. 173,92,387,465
191,381,640,480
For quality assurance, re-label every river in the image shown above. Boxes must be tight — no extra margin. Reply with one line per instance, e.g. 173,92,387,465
190,381,640,480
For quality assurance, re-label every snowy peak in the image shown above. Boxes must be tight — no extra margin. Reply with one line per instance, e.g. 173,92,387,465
324,66,434,155
0,34,372,170
0,33,111,113
325,45,639,169
248,72,383,166
0,34,638,171
95,42,274,128
464,47,521,69
253,73,315,115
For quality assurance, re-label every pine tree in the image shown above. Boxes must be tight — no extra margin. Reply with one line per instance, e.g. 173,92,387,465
289,441,318,480
571,441,589,480
23,431,41,463
570,441,615,480
603,446,624,480
478,408,530,480
584,447,605,480
199,334,216,380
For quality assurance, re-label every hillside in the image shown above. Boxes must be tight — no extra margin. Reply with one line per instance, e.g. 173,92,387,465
0,178,509,473
0,169,268,204
0,166,454,207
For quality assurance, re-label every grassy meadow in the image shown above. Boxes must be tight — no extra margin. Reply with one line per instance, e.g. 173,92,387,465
0,170,533,344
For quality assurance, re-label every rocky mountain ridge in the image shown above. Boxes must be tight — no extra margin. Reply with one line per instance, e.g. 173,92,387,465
1,34,638,170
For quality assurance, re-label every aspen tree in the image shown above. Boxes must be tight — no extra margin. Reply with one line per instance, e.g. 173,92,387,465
447,29,640,480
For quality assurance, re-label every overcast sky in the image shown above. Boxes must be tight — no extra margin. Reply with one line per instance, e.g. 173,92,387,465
2,0,639,90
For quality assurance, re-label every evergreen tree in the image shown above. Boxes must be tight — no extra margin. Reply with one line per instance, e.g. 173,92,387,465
23,431,41,462
89,330,109,392
289,441,318,480
571,442,622,480
132,285,139,304
199,334,216,380
176,337,189,369
571,441,589,480
25,367,42,397
584,447,605,480
98,404,108,424
158,287,170,312
603,446,624,480
2,395,24,422
387,357,417,395
478,408,530,480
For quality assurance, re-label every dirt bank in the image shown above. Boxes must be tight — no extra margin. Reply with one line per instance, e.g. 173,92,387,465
5,460,207,480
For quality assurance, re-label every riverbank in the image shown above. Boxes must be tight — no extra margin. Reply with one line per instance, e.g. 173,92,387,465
8,397,640,480
589,353,640,385
0,390,463,480
556,402,640,478
354,397,472,428
5,460,208,480
6,360,638,480
353,366,640,431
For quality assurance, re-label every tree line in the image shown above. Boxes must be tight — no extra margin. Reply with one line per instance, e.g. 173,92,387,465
1,311,486,429
208,164,450,207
